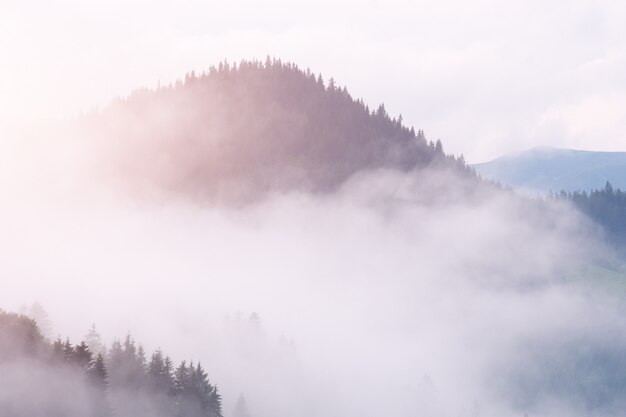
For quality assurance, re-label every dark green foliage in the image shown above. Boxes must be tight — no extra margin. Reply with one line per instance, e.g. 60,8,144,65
88,354,112,417
555,182,626,247
174,362,222,417
62,338,74,362
89,353,109,390
74,341,93,369
146,350,177,416
52,336,64,359
147,349,175,394
0,310,222,417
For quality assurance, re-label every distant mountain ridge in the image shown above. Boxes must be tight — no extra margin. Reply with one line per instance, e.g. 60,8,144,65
473,147,626,193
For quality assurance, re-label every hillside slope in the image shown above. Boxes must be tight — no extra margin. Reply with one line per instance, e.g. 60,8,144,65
82,59,469,200
0,310,223,417
473,147,626,194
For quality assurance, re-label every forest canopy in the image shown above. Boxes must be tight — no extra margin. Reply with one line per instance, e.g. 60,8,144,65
82,58,470,201
0,310,223,417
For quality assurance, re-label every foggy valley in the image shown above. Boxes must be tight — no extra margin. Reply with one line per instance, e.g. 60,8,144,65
3,3,626,416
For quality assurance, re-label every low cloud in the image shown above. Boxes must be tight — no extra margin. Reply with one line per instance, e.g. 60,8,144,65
1,140,623,416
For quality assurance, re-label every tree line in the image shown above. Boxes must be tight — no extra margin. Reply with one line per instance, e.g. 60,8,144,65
0,310,222,417
553,181,626,246
84,58,472,201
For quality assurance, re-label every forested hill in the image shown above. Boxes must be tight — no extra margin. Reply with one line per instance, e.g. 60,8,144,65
556,182,626,248
83,59,470,200
0,310,223,417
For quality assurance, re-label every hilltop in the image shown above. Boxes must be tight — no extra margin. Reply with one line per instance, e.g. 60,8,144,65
82,59,470,200
473,146,626,194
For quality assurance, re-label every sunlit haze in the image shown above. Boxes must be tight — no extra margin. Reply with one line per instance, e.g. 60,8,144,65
2,3,626,417
3,0,626,161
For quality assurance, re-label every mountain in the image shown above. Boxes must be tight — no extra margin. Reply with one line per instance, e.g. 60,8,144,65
81,59,469,200
473,147,626,194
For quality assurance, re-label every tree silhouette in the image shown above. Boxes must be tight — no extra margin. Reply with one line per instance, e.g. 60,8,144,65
0,310,223,417
232,393,251,417
87,59,472,201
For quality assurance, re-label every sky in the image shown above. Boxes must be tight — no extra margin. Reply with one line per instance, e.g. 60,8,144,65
2,0,626,162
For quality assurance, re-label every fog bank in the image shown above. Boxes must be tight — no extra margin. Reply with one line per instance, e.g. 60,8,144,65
2,147,624,416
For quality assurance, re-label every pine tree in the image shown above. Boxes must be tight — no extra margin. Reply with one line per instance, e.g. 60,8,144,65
0,310,46,360
147,349,176,415
435,139,443,153
1,310,223,417
89,353,108,389
232,393,251,417
148,349,175,394
73,340,93,369
88,353,112,417
52,336,64,360
148,349,165,386
376,103,387,118
175,361,192,417
327,77,336,92
209,385,223,417
173,360,222,417
62,338,74,363
106,339,124,385
316,74,324,89
85,323,104,355
248,312,261,328
164,356,176,395
28,302,53,339
137,345,147,371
